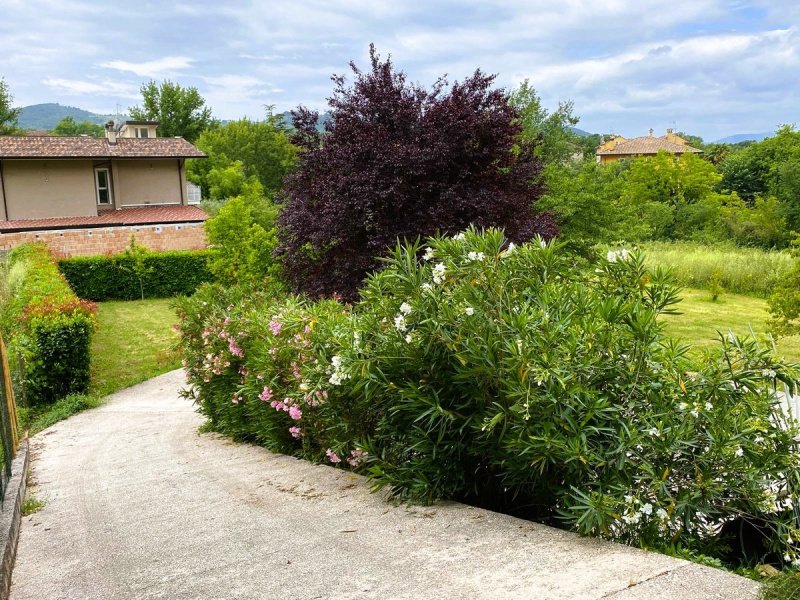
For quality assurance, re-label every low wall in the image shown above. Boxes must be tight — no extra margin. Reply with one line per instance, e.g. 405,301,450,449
0,222,207,257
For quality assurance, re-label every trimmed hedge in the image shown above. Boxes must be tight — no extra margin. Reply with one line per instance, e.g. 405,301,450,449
59,250,213,301
2,244,96,405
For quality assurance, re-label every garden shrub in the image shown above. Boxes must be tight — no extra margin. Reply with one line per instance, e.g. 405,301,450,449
59,248,212,301
178,229,800,569
277,45,556,300
2,244,96,404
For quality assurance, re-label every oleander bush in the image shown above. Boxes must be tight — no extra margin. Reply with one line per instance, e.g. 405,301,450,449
178,228,800,568
2,244,96,404
58,248,212,301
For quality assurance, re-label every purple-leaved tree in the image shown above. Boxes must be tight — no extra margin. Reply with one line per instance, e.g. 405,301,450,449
277,45,556,299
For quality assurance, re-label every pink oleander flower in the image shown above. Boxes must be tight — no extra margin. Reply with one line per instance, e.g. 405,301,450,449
347,449,367,467
232,395,242,404
268,348,278,356
270,399,285,411
223,316,231,325
304,325,311,334
326,449,341,464
289,426,303,439
291,362,302,380
288,405,302,420
219,330,229,339
259,387,274,402
269,320,283,335
228,338,244,357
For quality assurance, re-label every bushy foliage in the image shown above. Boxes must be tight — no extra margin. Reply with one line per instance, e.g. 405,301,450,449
0,78,21,135
2,244,96,404
187,115,297,200
204,196,282,287
509,80,581,166
277,45,555,300
178,229,800,568
58,248,212,301
129,80,214,142
51,116,103,137
545,151,789,247
720,126,800,231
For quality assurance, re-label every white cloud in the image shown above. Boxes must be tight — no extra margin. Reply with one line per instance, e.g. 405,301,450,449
41,78,140,98
99,56,194,78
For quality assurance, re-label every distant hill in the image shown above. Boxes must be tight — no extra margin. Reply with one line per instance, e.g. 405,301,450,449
18,103,122,131
569,127,592,137
713,132,772,144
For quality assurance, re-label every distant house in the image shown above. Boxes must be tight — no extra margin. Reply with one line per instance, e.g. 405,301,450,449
0,121,209,256
596,128,702,164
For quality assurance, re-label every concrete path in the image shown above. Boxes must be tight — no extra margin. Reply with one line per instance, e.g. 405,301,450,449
11,370,760,600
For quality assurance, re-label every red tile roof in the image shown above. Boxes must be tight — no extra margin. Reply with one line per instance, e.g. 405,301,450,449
597,136,702,156
0,136,206,159
0,205,208,232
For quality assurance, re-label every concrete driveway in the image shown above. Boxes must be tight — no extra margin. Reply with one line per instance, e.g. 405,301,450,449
11,370,760,600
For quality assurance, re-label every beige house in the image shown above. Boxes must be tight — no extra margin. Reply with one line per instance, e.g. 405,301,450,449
0,121,206,222
596,128,702,164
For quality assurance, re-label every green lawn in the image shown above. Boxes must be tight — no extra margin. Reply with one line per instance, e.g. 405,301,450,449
18,298,181,435
662,287,800,362
90,298,181,397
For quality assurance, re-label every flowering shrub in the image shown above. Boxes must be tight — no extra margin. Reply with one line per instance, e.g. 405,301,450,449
178,229,800,568
176,283,368,463
2,243,97,404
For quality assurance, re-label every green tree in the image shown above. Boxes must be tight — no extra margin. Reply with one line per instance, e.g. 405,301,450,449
537,160,626,242
0,78,21,135
509,80,581,166
51,116,104,137
187,113,297,199
204,195,281,286
129,80,214,142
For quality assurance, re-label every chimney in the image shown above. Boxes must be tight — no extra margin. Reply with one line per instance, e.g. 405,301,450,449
105,121,117,145
648,128,654,137
667,128,674,135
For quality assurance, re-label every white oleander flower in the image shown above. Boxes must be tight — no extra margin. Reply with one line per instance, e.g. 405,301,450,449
399,302,412,315
423,247,435,261
464,307,475,316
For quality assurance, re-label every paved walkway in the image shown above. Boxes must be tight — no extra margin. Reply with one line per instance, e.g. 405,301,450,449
11,370,760,599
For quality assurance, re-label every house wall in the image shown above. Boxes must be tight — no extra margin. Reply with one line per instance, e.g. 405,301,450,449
115,160,182,207
2,160,97,220
0,222,207,257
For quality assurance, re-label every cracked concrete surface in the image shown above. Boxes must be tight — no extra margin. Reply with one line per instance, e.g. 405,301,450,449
11,370,760,599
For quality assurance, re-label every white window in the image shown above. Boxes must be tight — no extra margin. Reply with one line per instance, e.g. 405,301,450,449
95,168,113,205
187,182,202,204
135,127,150,138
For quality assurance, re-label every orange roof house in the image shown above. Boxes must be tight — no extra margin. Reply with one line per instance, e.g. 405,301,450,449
0,121,208,255
596,128,702,164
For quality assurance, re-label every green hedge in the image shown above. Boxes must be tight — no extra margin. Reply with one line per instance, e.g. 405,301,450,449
2,244,96,405
58,250,213,301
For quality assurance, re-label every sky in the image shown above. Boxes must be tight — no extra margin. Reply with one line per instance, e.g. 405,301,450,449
0,0,798,141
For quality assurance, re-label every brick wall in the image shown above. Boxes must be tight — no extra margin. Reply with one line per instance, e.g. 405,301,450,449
0,222,207,257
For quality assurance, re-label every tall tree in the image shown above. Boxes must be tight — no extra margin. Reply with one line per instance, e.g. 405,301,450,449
509,80,580,166
187,111,297,199
129,80,213,142
277,45,555,299
0,78,21,135
52,116,104,137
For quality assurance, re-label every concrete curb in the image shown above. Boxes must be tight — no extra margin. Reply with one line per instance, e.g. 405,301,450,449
0,440,28,600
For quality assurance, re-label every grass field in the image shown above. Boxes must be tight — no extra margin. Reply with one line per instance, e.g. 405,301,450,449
90,298,181,396
18,298,181,435
662,287,800,362
638,241,795,298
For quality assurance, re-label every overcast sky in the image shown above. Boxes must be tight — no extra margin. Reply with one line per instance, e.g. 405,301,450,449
0,0,797,141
